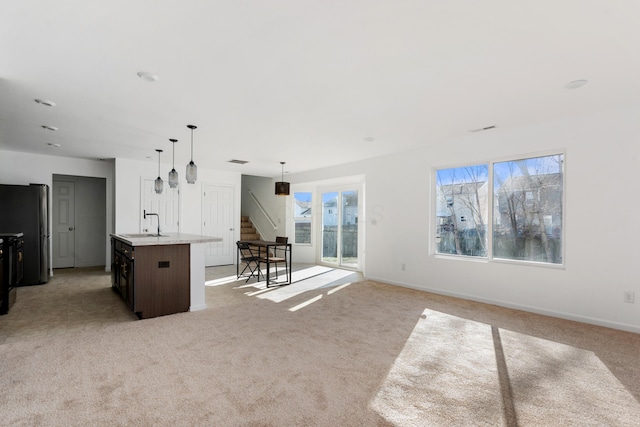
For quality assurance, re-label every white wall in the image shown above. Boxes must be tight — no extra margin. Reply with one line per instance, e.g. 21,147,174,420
241,175,287,241
0,152,242,272
5,103,640,332
114,158,241,235
285,105,640,333
0,150,114,273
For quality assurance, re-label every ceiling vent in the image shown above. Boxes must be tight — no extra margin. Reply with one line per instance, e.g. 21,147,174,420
35,99,56,107
470,125,496,133
228,159,249,164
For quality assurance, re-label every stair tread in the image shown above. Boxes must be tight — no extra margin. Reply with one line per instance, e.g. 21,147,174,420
240,216,260,241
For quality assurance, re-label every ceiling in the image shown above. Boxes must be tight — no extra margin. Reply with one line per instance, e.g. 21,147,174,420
2,1,640,178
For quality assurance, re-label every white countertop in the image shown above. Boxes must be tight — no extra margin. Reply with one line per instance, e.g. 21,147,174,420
111,232,222,246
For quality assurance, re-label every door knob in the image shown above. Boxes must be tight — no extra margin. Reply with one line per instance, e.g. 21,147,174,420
69,227,74,231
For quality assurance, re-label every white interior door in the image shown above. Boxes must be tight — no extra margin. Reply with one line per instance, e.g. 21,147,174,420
52,180,75,268
141,179,180,234
202,184,235,266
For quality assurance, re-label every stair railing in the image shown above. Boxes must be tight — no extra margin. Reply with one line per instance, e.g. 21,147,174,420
248,190,277,230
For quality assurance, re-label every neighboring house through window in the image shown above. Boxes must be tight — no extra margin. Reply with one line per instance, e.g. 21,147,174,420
293,192,312,244
435,153,564,265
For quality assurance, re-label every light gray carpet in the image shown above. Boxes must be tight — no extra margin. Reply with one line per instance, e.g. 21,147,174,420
1,267,639,426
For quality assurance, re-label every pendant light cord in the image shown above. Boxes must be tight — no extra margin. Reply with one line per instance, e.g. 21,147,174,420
156,149,162,176
186,124,197,162
190,127,194,161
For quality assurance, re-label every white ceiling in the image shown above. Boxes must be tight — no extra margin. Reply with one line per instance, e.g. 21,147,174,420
2,1,640,178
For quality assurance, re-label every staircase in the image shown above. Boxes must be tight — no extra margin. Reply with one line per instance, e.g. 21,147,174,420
240,216,261,241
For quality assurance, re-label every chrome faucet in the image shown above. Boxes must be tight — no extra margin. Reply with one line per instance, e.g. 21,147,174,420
143,210,161,236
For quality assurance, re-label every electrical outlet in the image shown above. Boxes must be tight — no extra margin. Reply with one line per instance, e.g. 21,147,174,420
624,291,635,303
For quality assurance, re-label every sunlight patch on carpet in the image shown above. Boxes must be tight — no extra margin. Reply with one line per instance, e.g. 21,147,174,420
290,265,335,281
256,268,357,303
289,295,323,312
287,282,353,312
205,275,239,287
371,309,640,426
245,287,272,296
327,282,352,295
207,266,334,289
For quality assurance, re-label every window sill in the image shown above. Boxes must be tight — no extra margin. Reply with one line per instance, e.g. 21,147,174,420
433,253,565,269
433,254,488,264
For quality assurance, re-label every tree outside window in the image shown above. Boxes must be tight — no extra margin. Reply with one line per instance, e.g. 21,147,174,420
493,154,563,264
435,165,488,257
435,153,564,265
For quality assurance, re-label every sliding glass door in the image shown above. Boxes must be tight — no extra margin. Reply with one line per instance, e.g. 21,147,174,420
321,190,359,269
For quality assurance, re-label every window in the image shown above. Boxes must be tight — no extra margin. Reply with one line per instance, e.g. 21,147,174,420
293,192,312,244
435,164,488,258
435,153,564,265
493,154,563,264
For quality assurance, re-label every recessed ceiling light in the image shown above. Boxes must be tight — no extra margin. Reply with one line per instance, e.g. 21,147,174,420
228,159,249,164
41,125,58,131
137,71,159,82
364,137,375,142
34,99,56,107
46,142,61,147
565,79,588,89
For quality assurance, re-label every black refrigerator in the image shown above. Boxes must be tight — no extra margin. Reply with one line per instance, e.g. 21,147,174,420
0,184,50,285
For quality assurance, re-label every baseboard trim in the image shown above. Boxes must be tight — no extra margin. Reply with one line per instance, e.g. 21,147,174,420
365,275,640,334
189,304,207,312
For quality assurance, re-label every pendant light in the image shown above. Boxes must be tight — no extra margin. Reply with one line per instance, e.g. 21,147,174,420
275,161,290,196
186,124,198,184
168,138,179,188
154,149,164,194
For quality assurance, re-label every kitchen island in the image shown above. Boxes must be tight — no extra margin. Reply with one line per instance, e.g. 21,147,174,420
110,233,221,319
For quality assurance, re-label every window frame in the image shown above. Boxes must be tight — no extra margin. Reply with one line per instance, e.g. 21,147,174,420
431,150,566,269
293,191,313,245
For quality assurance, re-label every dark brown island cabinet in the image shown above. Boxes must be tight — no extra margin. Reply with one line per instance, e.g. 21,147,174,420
110,232,222,319
111,237,191,319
